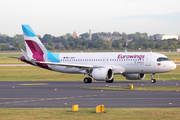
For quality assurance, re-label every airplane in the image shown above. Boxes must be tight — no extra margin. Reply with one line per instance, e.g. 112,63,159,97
9,25,177,83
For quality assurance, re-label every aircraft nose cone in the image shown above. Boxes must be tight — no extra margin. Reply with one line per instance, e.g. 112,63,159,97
171,62,176,70
169,61,176,71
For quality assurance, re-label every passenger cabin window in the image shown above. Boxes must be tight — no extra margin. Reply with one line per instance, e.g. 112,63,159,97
157,57,170,62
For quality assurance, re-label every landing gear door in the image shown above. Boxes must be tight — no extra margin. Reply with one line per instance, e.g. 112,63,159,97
145,54,152,66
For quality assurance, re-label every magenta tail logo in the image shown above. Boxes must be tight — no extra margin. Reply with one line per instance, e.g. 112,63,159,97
25,40,45,61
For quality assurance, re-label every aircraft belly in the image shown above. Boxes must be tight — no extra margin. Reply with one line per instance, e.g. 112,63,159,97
124,66,155,73
122,63,145,73
50,66,80,73
125,66,144,73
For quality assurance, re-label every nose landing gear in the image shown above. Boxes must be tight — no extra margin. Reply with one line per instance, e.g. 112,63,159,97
150,79,156,83
150,73,156,83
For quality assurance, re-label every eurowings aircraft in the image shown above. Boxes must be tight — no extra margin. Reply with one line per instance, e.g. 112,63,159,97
11,25,177,83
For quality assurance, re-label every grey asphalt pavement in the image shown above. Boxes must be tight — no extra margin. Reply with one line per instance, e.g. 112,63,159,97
0,81,180,108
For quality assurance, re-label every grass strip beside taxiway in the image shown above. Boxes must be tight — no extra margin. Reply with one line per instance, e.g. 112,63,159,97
82,86,180,91
0,108,180,120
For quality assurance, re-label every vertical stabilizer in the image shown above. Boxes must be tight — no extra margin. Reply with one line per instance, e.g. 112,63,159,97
22,25,48,61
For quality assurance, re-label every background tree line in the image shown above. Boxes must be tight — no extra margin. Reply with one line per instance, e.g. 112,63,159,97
0,31,179,51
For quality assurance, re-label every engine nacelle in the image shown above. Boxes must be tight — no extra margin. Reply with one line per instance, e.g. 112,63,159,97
91,68,113,81
124,74,146,80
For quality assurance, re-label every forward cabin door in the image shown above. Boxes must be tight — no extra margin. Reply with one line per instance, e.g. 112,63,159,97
145,54,152,66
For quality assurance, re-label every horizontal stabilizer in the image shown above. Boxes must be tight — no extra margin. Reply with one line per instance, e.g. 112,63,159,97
5,56,25,60
21,49,30,61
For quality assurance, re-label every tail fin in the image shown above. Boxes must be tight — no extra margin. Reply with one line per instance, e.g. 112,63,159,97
22,25,48,61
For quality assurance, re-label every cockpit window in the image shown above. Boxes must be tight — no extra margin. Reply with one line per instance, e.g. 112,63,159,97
157,57,170,62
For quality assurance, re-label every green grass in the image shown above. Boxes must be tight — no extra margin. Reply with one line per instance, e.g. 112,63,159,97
82,86,180,91
0,108,180,120
0,66,85,81
0,65,180,81
0,54,23,64
166,55,180,63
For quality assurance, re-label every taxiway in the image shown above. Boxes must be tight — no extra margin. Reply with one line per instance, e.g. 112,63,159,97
0,81,180,108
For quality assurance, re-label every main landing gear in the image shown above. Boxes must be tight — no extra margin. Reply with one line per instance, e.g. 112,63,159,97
150,73,156,83
84,77,92,83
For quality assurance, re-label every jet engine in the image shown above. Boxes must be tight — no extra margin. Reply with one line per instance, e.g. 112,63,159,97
91,68,113,81
124,74,146,80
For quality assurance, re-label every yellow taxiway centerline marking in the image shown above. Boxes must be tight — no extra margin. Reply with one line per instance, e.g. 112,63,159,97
0,98,37,100
93,95,98,96
62,97,68,99
46,98,53,100
4,102,11,104
78,96,83,97
38,99,45,101
0,98,38,100
18,83,48,85
85,95,91,97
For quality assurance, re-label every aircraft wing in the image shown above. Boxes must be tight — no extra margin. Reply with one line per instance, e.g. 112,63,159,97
35,61,125,74
36,61,95,68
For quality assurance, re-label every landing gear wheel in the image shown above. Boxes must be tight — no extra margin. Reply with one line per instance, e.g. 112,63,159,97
84,78,92,83
150,73,156,83
106,78,114,83
88,78,92,83
150,79,156,83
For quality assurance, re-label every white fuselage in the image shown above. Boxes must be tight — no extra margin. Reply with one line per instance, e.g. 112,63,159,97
47,52,176,74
